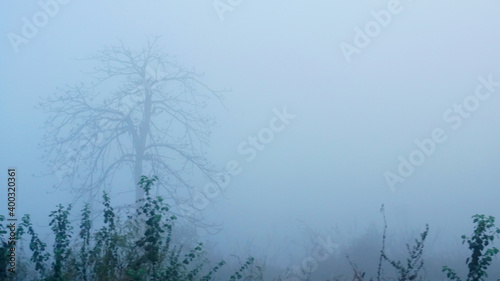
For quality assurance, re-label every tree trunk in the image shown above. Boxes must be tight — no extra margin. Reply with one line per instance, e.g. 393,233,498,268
134,154,144,205
134,79,153,205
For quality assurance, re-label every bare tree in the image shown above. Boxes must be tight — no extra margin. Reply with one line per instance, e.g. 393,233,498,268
39,38,224,223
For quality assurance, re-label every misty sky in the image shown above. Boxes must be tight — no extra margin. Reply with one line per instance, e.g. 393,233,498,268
1,0,500,269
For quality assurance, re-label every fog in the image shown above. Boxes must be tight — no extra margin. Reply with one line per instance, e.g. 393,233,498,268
1,1,500,280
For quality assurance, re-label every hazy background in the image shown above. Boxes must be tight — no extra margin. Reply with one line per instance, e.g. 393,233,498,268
1,0,500,278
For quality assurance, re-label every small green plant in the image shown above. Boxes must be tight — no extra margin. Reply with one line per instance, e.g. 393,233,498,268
128,176,229,281
443,214,500,281
78,203,92,281
49,204,73,281
127,175,177,280
20,214,50,279
91,192,120,281
376,204,428,281
229,257,255,280
383,224,429,281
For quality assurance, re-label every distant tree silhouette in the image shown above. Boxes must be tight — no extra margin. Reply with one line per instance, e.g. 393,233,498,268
39,38,223,224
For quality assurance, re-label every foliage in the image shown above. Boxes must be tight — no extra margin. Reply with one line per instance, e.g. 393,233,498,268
20,214,50,279
347,205,428,281
0,176,253,281
0,215,9,279
90,192,120,281
443,214,500,281
229,257,255,281
1,198,499,280
382,224,428,281
77,203,92,281
48,204,74,281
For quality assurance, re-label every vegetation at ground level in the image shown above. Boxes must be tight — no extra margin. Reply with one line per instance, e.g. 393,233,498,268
1,177,499,281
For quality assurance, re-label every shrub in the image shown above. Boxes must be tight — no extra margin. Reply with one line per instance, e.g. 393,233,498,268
0,176,255,280
443,214,500,281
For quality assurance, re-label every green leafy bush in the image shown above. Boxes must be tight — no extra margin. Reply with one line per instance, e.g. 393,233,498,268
2,185,499,281
443,214,500,281
0,176,254,281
